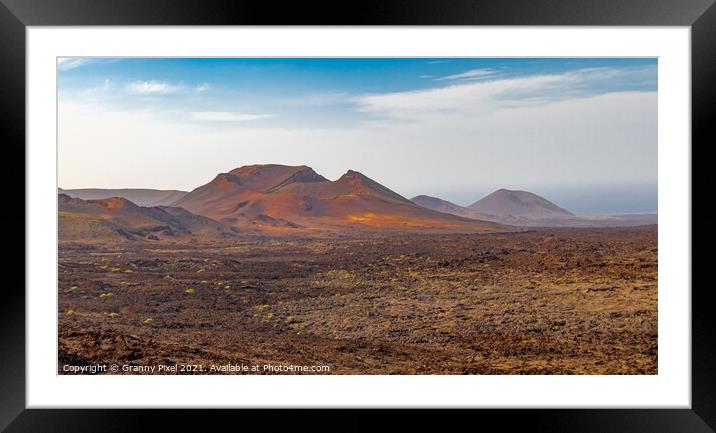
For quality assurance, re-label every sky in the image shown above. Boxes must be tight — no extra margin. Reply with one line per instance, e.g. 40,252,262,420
58,57,657,213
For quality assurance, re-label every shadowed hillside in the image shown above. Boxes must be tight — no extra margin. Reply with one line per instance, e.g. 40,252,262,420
59,188,188,207
58,194,230,242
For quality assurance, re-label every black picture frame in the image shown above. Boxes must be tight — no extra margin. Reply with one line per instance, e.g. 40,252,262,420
1,0,714,431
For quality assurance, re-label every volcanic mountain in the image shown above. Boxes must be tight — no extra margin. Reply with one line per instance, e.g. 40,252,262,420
469,189,573,218
412,191,572,225
413,190,657,228
172,164,505,234
58,193,229,242
59,188,188,207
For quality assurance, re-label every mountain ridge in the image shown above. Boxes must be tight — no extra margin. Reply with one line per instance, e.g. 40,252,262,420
412,190,656,227
173,164,505,234
58,193,230,242
59,188,188,207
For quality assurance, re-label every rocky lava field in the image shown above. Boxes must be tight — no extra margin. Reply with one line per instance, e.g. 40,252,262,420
58,226,657,375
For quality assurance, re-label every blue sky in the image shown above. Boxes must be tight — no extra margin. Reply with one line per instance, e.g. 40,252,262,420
58,58,658,213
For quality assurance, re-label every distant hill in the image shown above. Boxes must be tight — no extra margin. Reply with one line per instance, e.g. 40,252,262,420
58,194,229,242
173,164,506,234
58,188,188,207
411,189,655,228
469,189,573,218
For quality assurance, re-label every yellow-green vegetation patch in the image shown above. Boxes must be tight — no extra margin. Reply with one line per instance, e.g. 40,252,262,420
266,313,274,319
123,269,133,273
255,304,269,311
200,280,208,284
142,317,154,325
99,292,113,299
325,269,355,279
286,316,299,324
66,286,79,292
196,268,205,273
66,308,75,316
106,312,119,318
184,288,196,294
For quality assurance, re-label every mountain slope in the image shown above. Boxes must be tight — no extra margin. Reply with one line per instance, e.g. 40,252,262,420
58,194,230,242
469,189,573,220
174,164,506,234
59,188,188,207
411,190,654,227
411,195,488,220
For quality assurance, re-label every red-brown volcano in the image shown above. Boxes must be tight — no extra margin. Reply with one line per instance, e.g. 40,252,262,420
172,164,506,234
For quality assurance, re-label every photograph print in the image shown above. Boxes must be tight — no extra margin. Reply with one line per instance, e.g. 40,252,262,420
57,57,657,375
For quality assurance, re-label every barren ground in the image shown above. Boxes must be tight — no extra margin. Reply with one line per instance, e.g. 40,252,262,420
58,226,657,374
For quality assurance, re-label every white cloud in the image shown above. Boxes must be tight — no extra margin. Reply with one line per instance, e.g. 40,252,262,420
57,58,90,71
58,66,656,207
77,78,111,96
355,66,656,123
194,83,211,92
126,80,184,94
190,111,274,122
57,58,123,71
435,68,499,81
356,74,562,122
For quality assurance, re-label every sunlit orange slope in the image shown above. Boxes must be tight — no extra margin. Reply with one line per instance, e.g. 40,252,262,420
172,164,508,234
